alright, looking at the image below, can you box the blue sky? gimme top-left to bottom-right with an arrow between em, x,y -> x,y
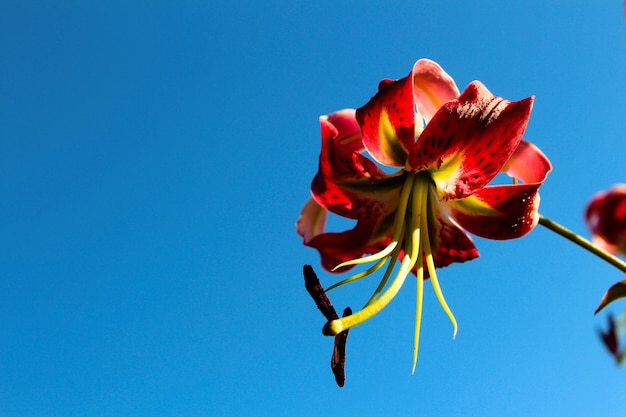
1,1 -> 625,416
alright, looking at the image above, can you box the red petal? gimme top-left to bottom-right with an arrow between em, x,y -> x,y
407,81 -> 534,200
317,111 -> 385,183
411,59 -> 460,129
313,111 -> 405,220
585,184 -> 626,255
444,183 -> 543,239
311,171 -> 404,221
324,109 -> 364,153
356,72 -> 415,167
503,140 -> 552,184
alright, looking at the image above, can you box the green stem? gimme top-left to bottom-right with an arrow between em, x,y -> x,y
538,214 -> 626,274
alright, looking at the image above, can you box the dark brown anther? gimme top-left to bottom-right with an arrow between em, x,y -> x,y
331,307 -> 352,387
303,264 -> 339,321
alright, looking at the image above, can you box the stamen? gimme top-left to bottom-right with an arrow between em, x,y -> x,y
331,241 -> 397,271
323,174 -> 419,336
318,171 -> 459,373
408,177 -> 428,374
363,236 -> 402,307
421,189 -> 458,338
407,174 -> 428,273
408,174 -> 428,373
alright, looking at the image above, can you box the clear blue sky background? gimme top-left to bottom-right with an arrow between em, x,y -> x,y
1,1 -> 625,416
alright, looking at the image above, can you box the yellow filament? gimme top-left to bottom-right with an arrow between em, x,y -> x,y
406,175 -> 427,271
325,257 -> 388,292
408,176 -> 428,374
413,252 -> 424,374
363,237 -> 402,307
332,241 -> 397,271
358,174 -> 416,305
421,189 -> 458,338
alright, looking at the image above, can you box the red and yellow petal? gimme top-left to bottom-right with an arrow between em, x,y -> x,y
311,170 -> 404,221
313,110 -> 405,220
444,183 -> 543,239
407,81 -> 534,200
296,198 -> 327,243
356,73 -> 415,167
433,138 -> 550,240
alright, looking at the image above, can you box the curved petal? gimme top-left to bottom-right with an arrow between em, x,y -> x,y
407,81 -> 534,200
296,198 -> 327,243
297,197 -> 395,272
428,191 -> 480,268
503,140 -> 552,183
313,112 -> 405,220
317,111 -> 386,182
444,183 -> 543,239
412,59 -> 460,132
356,72 -> 415,167
324,109 -> 364,153
435,139 -> 550,240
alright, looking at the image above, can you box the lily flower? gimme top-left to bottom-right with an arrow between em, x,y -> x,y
585,184 -> 626,256
297,59 -> 551,371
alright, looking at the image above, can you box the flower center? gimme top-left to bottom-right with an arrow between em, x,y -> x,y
322,171 -> 458,372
